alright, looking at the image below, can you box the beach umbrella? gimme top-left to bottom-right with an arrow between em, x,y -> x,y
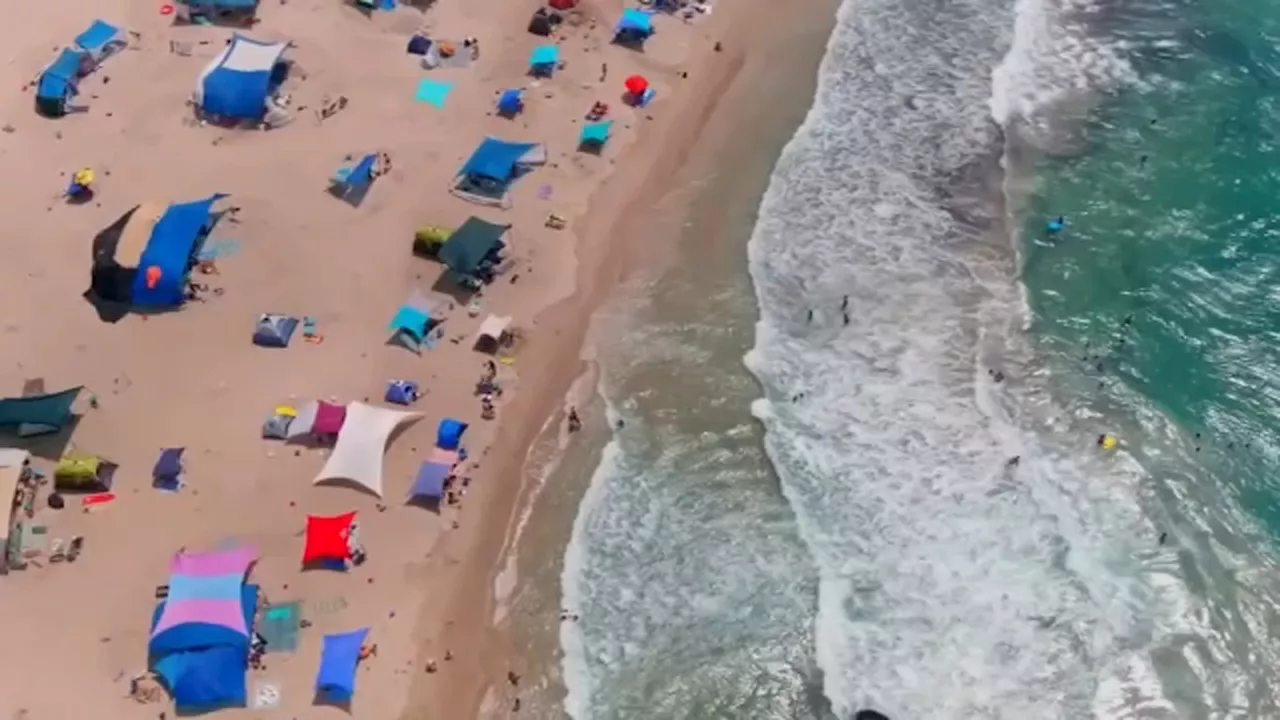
624,75 -> 649,96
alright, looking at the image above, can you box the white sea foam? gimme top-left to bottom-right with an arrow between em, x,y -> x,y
741,0 -> 1196,715
559,393 -> 623,720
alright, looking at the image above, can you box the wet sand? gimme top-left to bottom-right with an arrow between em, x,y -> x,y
411,0 -> 841,716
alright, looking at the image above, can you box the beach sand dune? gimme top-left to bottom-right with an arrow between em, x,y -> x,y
0,0 -> 731,716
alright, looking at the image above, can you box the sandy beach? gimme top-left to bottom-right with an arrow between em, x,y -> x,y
0,0 -> 760,717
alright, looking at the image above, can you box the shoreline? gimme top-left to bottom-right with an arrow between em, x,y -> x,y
399,10 -> 756,718
411,0 -> 843,716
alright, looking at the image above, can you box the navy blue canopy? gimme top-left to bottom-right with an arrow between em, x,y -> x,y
153,447 -> 184,491
459,137 -> 538,182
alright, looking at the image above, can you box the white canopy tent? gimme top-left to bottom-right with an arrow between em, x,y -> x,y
313,403 -> 421,497
473,314 -> 512,352
0,449 -> 32,563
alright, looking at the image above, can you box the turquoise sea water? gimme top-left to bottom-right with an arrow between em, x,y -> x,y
1025,5 -> 1280,523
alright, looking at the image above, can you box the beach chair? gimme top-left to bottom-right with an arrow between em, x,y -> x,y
74,20 -> 127,67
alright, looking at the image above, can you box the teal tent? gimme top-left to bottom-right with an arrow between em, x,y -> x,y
579,120 -> 614,151
438,217 -> 510,277
0,387 -> 82,437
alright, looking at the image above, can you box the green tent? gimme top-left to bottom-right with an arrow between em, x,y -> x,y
438,217 -> 510,276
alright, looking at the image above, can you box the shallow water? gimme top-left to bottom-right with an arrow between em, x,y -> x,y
558,0 -> 1280,715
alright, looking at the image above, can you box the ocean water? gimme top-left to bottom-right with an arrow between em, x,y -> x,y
558,0 -> 1280,716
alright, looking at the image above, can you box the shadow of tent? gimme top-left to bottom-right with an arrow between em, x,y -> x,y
405,494 -> 442,514
612,35 -> 647,52
429,269 -> 477,303
312,476 -> 382,499
312,693 -> 353,713
148,673 -> 243,717
82,287 -> 188,324
577,139 -> 605,155
301,558 -> 350,573
327,182 -> 371,208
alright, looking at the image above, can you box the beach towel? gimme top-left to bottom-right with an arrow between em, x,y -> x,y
413,78 -> 454,109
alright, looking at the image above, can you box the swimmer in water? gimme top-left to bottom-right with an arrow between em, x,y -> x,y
806,309 -> 814,324
1046,216 -> 1066,234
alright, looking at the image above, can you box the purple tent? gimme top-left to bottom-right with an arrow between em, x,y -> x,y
408,448 -> 458,503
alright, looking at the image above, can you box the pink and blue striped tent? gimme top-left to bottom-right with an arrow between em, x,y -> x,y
150,546 -> 256,655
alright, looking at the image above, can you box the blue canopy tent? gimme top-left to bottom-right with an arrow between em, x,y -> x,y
330,153 -> 378,206
132,194 -> 229,307
614,9 -> 654,46
387,291 -> 433,353
315,628 -> 370,705
436,418 -> 467,450
384,380 -> 419,406
528,45 -> 559,76
149,582 -> 258,713
193,35 -> 289,121
451,137 -> 547,207
497,89 -> 523,117
74,20 -> 126,64
35,49 -> 88,117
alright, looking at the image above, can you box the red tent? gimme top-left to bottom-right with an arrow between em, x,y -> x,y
313,402 -> 347,435
549,0 -> 577,8
624,75 -> 649,96
303,511 -> 356,564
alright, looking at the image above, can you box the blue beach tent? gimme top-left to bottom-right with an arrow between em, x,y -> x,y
36,49 -> 88,117
436,418 -> 467,450
528,45 -> 559,76
452,137 -> 547,206
149,582 -> 258,712
194,35 -> 289,121
133,194 -> 229,306
497,89 -> 523,117
315,628 -> 370,704
614,9 -> 654,46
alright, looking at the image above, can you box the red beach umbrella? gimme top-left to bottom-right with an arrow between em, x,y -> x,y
624,75 -> 649,96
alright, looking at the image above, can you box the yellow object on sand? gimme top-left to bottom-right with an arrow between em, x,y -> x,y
1101,434 -> 1117,450
74,168 -> 94,186
275,405 -> 297,417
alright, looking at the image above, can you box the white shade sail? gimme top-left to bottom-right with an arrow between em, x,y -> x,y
313,403 -> 421,497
